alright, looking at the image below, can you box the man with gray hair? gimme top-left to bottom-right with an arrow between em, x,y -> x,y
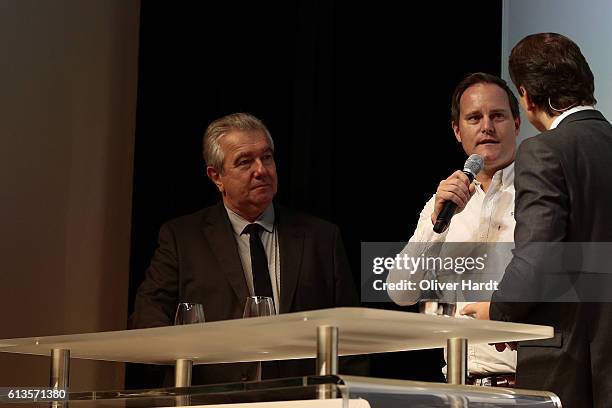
130,112 -> 362,384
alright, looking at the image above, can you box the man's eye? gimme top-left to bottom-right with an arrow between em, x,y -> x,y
238,159 -> 252,166
467,116 -> 480,122
493,113 -> 506,120
262,154 -> 274,162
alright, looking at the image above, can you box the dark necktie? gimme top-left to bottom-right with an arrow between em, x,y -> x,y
243,223 -> 279,379
243,223 -> 273,298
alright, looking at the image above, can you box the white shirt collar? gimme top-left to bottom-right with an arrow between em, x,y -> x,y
226,203 -> 275,235
473,162 -> 515,189
550,105 -> 596,130
500,162 -> 515,187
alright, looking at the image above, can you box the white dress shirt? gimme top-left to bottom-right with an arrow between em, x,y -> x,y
387,163 -> 516,376
226,204 -> 281,314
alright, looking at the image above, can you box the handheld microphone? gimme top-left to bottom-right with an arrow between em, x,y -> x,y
433,154 -> 484,234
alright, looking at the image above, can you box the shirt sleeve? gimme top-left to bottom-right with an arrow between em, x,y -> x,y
386,195 -> 451,305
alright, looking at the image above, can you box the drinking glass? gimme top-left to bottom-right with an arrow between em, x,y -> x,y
242,296 -> 275,318
418,299 -> 457,317
174,302 -> 205,325
418,278 -> 458,317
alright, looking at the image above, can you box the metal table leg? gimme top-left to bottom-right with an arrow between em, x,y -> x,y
447,337 -> 467,385
316,325 -> 338,399
175,359 -> 193,387
50,349 -> 70,388
316,325 -> 338,375
175,359 -> 193,407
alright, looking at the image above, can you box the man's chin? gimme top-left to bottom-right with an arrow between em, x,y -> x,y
474,147 -> 503,163
251,191 -> 275,206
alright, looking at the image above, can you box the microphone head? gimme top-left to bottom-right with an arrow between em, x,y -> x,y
463,154 -> 484,179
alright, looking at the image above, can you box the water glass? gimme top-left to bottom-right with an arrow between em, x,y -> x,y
242,296 -> 275,318
419,299 -> 457,317
174,302 -> 206,325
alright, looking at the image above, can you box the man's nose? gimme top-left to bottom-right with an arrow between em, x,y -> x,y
481,116 -> 495,134
253,158 -> 269,176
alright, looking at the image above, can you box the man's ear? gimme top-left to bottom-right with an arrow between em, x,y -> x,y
206,166 -> 224,193
452,121 -> 462,143
520,86 -> 536,112
513,115 -> 521,135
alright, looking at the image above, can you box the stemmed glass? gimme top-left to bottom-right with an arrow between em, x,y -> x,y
174,302 -> 206,325
242,296 -> 276,380
242,296 -> 275,318
172,302 -> 205,405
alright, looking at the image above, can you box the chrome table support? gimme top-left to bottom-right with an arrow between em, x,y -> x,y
447,337 -> 467,385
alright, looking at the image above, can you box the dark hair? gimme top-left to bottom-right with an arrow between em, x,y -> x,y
450,72 -> 520,124
509,32 -> 596,116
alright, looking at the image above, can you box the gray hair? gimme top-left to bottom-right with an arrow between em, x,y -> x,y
202,112 -> 274,172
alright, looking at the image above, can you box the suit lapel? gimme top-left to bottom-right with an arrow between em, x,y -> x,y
201,202 -> 250,302
277,205 -> 304,313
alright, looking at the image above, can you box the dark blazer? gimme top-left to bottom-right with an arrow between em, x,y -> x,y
129,201 -> 362,385
491,110 -> 612,407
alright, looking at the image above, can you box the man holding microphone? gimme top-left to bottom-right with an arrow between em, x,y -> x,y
387,72 -> 521,385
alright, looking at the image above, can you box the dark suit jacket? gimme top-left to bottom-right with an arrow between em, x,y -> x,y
491,110 -> 612,407
129,201 -> 363,385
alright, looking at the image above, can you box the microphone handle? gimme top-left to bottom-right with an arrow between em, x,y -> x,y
433,202 -> 457,233
432,170 -> 476,234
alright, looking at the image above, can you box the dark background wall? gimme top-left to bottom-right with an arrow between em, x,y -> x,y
128,0 -> 502,387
